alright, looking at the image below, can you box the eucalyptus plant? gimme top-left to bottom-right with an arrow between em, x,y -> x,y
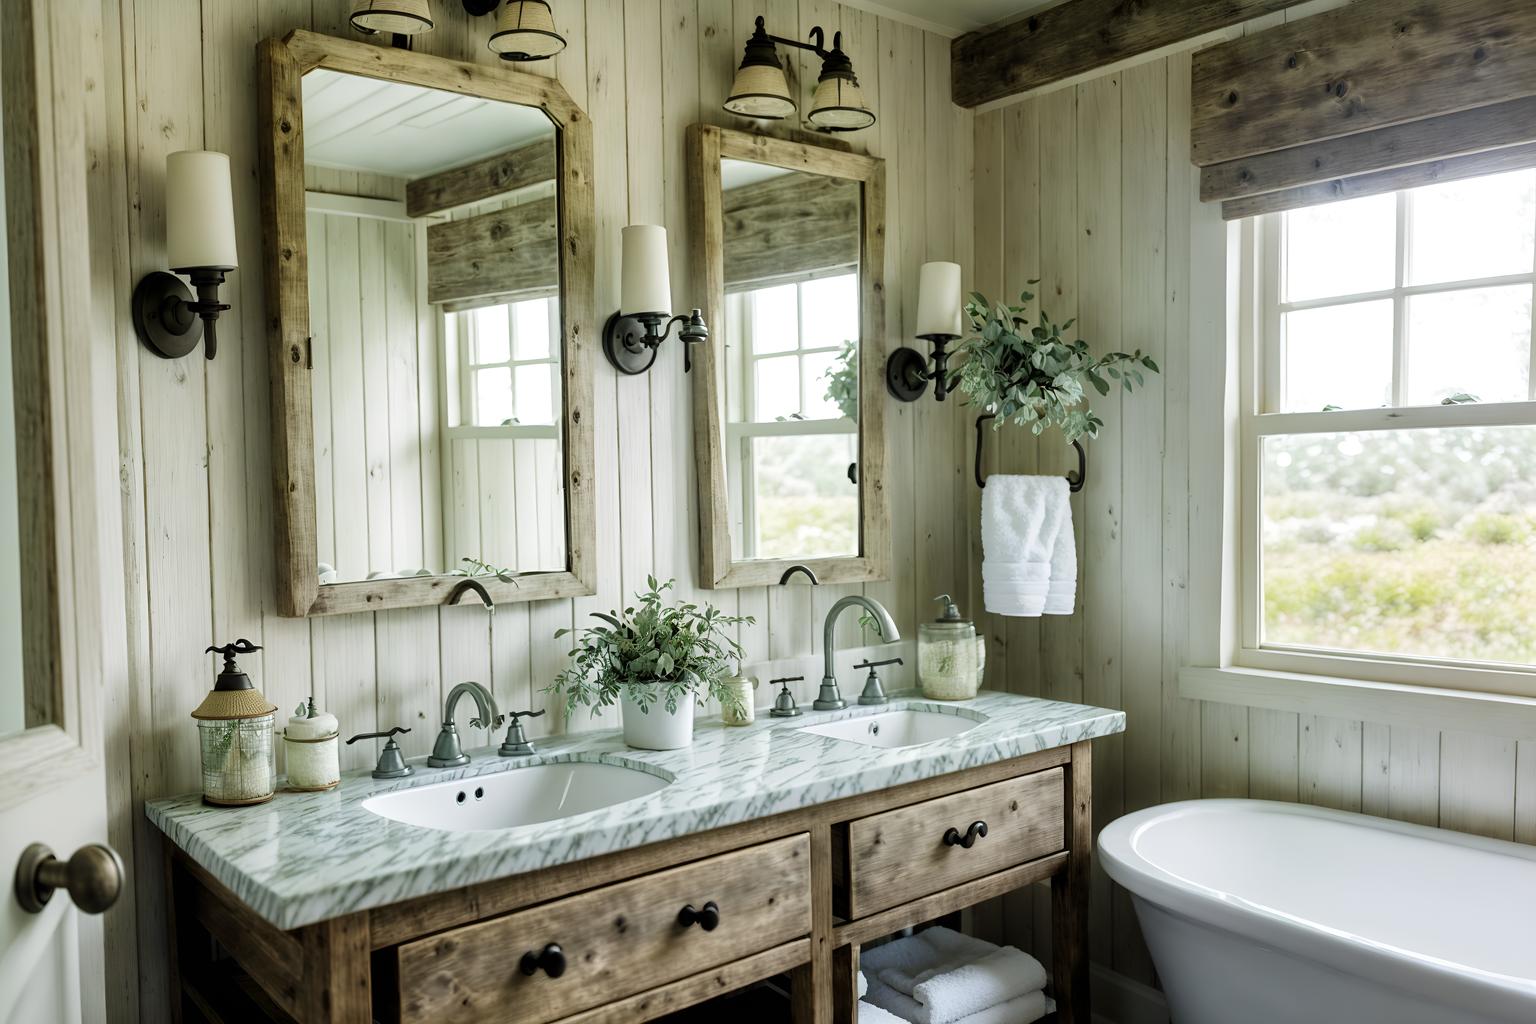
820,338 -> 859,422
546,576 -> 754,718
949,286 -> 1159,442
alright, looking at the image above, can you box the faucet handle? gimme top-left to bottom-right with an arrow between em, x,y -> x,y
499,709 -> 543,757
853,657 -> 904,670
346,727 -> 414,779
345,726 -> 411,744
507,709 -> 546,721
768,676 -> 804,686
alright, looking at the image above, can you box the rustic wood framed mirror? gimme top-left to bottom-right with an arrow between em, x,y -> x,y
259,31 -> 595,617
687,125 -> 888,588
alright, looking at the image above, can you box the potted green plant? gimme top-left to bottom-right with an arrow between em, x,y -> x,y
546,577 -> 754,750
949,287 -> 1159,441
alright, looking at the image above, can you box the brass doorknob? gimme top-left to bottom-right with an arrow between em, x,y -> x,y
14,842 -> 124,914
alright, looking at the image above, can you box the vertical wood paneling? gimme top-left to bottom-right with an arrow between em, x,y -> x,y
97,4 -> 969,1016
1440,731 -> 1517,841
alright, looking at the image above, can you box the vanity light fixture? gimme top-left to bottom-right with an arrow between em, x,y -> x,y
603,226 -> 708,376
724,16 -> 875,131
349,0 -> 435,48
131,150 -> 238,361
486,0 -> 567,61
886,261 -> 962,402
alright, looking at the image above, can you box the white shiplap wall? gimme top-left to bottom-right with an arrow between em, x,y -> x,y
972,5 -> 1536,999
85,1 -> 973,1019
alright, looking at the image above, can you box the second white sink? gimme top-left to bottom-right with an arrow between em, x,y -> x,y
800,708 -> 983,749
362,761 -> 670,832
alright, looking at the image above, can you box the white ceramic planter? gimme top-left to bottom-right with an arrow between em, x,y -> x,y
620,687 -> 696,750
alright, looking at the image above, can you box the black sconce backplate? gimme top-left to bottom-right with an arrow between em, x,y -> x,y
885,346 -> 930,401
602,312 -> 662,375
132,271 -> 204,360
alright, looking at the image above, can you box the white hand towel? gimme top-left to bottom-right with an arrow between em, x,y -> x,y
859,997 -> 911,1023
918,926 -> 1002,962
1043,493 -> 1077,616
949,989 -> 1051,1024
910,947 -> 1050,1023
982,476 -> 1070,618
864,977 -> 926,1021
861,933 -> 942,976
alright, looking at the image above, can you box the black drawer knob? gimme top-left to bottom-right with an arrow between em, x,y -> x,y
519,943 -> 566,978
677,900 -> 720,931
942,820 -> 988,849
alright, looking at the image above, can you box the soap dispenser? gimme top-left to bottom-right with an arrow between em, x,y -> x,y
917,595 -> 984,700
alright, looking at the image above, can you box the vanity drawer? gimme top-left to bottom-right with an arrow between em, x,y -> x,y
833,768 -> 1064,919
395,833 -> 811,1023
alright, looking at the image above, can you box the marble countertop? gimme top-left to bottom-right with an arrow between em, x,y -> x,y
146,690 -> 1124,930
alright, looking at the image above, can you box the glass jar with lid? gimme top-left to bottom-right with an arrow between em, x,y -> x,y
192,640 -> 277,806
917,594 -> 985,700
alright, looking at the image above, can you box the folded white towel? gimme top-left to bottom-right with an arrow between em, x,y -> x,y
861,933 -> 942,977
1043,494 -> 1077,615
864,977 -> 926,1021
982,476 -> 1071,618
858,997 -> 910,1023
911,947 -> 1049,1023
950,990 -> 1051,1024
983,580 -> 1049,598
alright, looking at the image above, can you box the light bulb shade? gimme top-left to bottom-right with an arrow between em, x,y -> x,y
349,0 -> 434,35
808,75 -> 875,131
489,1 -> 567,61
620,225 -> 671,317
166,150 -> 238,272
724,63 -> 796,120
916,262 -> 962,338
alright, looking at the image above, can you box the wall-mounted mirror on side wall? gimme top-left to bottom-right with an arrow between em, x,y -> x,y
688,125 -> 888,589
259,31 -> 595,616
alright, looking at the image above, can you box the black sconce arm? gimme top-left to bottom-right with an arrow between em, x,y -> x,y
602,308 -> 710,376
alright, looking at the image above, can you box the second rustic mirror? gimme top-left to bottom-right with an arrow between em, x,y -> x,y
688,126 -> 887,588
261,32 -> 595,616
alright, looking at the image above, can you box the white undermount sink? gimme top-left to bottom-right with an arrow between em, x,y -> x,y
362,761 -> 671,832
799,708 -> 984,749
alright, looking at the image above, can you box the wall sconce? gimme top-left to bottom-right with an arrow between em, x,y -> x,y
886,261 -> 961,402
724,16 -> 875,131
487,0 -> 567,61
131,151 -> 238,362
603,226 -> 709,376
349,0 -> 435,48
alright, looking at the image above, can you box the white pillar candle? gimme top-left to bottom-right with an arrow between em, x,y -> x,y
620,225 -> 672,317
915,260 -> 962,337
166,150 -> 238,271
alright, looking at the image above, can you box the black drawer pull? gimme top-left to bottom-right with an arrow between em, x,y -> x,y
677,900 -> 720,931
519,943 -> 566,978
942,820 -> 989,849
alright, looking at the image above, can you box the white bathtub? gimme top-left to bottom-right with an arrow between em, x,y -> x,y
1099,800 -> 1536,1024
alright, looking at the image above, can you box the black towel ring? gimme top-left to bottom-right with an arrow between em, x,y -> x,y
974,414 -> 1086,493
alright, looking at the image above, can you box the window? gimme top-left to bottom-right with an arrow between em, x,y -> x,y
450,296 -> 560,431
724,271 -> 859,560
1243,169 -> 1536,694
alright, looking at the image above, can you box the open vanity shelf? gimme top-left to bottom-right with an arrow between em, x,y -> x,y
162,741 -> 1092,1023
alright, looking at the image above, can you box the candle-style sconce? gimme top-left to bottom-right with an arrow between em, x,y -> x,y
603,225 -> 709,375
886,261 -> 961,402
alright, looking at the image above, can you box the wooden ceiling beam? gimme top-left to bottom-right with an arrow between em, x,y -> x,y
950,0 -> 1308,109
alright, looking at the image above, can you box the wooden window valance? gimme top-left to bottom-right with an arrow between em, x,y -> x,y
1192,0 -> 1536,219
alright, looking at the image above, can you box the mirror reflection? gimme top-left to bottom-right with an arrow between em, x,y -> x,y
302,69 -> 565,587
719,157 -> 861,561
0,160 -> 22,738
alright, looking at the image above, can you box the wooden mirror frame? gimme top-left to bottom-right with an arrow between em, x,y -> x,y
687,125 -> 889,589
258,31 -> 596,617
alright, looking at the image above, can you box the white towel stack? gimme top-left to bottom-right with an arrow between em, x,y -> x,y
981,475 -> 1075,618
857,927 -> 1055,1024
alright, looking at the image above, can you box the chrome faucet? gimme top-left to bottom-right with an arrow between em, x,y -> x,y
816,596 -> 900,710
428,681 -> 503,768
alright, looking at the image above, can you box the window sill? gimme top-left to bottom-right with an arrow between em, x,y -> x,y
1178,665 -> 1536,738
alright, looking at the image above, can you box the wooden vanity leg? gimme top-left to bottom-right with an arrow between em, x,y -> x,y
298,913 -> 373,1023
792,824 -> 835,1023
832,944 -> 860,1023
1051,741 -> 1092,1022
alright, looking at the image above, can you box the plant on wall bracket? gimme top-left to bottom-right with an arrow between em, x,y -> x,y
948,285 -> 1159,442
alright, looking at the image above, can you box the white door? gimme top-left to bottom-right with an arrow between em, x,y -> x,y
0,2 -> 120,1021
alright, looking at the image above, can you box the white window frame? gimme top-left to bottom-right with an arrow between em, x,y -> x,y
1233,183 -> 1536,701
724,270 -> 859,560
447,295 -> 561,441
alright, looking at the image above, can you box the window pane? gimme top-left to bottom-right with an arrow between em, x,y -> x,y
474,367 -> 513,426
799,273 -> 859,350
1282,300 -> 1393,411
515,364 -> 554,425
1283,194 -> 1396,303
749,432 -> 859,560
800,350 -> 842,420
1405,285 -> 1531,406
1261,426 -> 1536,668
1406,169 -> 1536,286
512,298 -> 551,360
750,284 -> 799,354
753,355 -> 800,421
472,305 -> 510,364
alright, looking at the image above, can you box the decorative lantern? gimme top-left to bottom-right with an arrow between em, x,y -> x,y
192,640 -> 277,806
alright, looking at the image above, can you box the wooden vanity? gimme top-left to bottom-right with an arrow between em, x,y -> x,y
163,740 -> 1091,1024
